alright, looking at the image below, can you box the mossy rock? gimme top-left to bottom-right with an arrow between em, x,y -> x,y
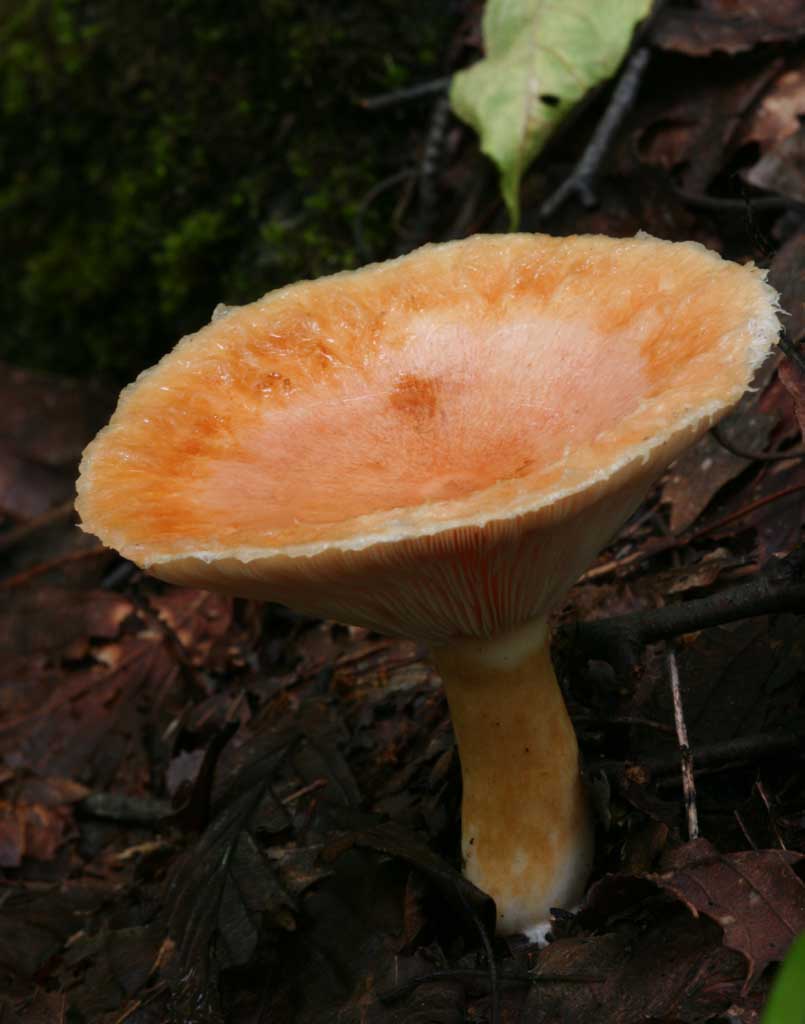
2,0 -> 449,378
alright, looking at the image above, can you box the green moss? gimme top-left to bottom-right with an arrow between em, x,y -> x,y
2,0 -> 450,378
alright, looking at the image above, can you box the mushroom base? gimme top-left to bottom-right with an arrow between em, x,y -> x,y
432,619 -> 593,934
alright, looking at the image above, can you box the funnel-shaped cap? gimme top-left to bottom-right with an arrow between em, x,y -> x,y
77,233 -> 779,641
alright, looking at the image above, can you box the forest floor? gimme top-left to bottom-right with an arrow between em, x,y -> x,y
2,2 -> 805,1022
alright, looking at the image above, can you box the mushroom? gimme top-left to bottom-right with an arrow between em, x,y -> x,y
76,233 -> 779,934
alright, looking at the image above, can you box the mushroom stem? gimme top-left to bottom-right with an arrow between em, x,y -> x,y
432,619 -> 593,935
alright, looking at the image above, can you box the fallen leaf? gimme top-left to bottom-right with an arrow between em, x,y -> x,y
778,360 -> 805,440
0,629 -> 183,790
0,801 -> 72,867
4,989 -> 67,1024
768,230 -> 805,345
160,724 -> 333,1021
329,820 -> 495,935
716,456 -> 805,560
0,363 -> 114,470
738,68 -> 805,153
0,587 -> 133,659
651,841 -> 805,987
638,615 -> 805,757
61,925 -> 165,1022
745,124 -> 805,202
524,901 -> 747,1022
662,410 -> 774,532
636,61 -> 781,192
450,0 -> 651,225
652,0 -> 805,56
0,886 -> 105,998
0,455 -> 73,522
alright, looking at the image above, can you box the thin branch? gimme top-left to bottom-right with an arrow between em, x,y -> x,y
166,721 -> 240,833
667,648 -> 699,840
755,780 -> 787,850
357,76 -> 451,111
600,730 -> 802,781
672,187 -> 804,215
400,94 -> 453,253
378,968 -> 604,1003
569,546 -> 805,672
686,483 -> 805,544
0,498 -> 75,554
458,884 -> 501,1024
539,46 -> 651,220
352,169 -> 416,263
780,331 -> 805,376
0,545 -> 108,589
581,482 -> 805,582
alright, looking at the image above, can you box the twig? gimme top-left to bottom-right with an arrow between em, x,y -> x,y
569,546 -> 805,673
686,483 -> 805,543
353,168 -> 416,263
112,982 -> 169,1024
672,187 -> 804,215
667,648 -> 699,840
357,76 -> 451,111
574,712 -> 675,734
780,331 -> 805,375
539,46 -> 650,220
166,721 -> 239,832
733,810 -> 758,850
755,780 -> 787,850
377,968 -> 604,1003
102,558 -> 138,589
458,885 -> 500,1024
581,482 -> 805,581
280,777 -> 328,805
0,545 -> 109,588
0,498 -> 75,554
402,93 -> 452,252
600,730 -> 802,781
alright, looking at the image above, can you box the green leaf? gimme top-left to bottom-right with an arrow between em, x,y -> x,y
450,0 -> 652,227
762,932 -> 805,1024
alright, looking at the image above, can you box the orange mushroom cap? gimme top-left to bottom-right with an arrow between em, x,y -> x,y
77,233 -> 779,642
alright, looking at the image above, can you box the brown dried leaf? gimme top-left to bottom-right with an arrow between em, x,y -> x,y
651,842 -> 805,986
661,410 -> 774,532
0,454 -> 73,522
664,616 -> 803,748
0,587 -> 133,659
769,230 -> 805,345
778,360 -> 805,439
0,886 -> 105,998
0,363 -> 114,470
739,68 -> 805,152
652,0 -> 805,56
3,989 -> 66,1024
160,724 -> 333,1022
147,589 -> 239,672
61,924 -> 165,1022
0,629 -> 182,790
745,124 -> 805,202
0,801 -> 72,867
526,901 -> 746,1022
723,457 -> 805,560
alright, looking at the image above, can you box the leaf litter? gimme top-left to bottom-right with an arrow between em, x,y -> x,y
4,3 -> 805,1021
